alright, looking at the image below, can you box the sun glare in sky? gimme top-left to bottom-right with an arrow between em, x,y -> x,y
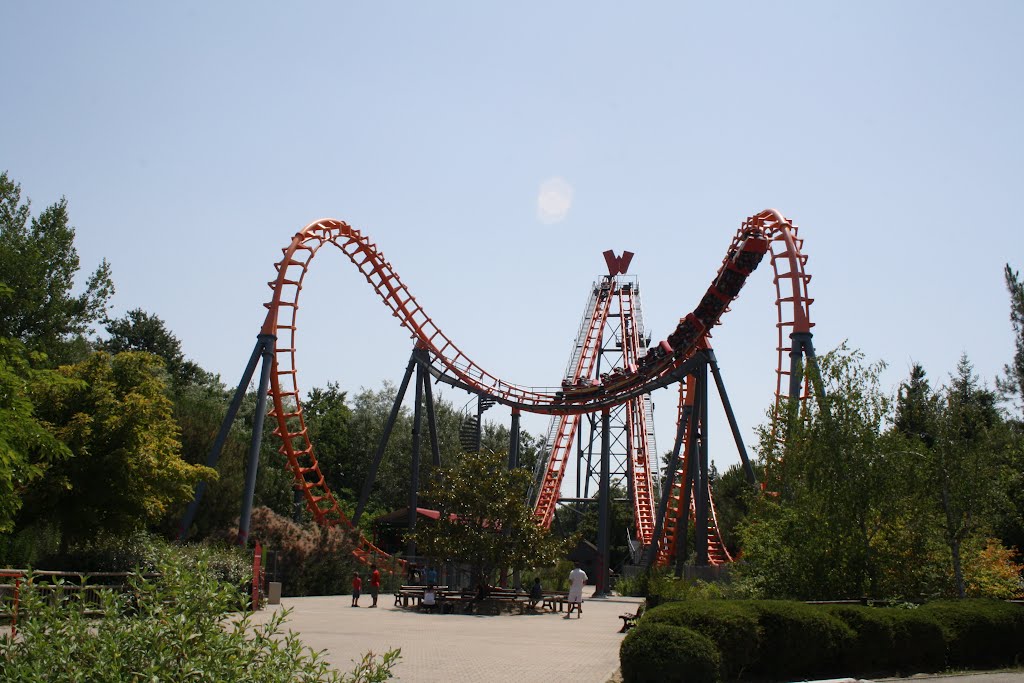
536,176 -> 573,224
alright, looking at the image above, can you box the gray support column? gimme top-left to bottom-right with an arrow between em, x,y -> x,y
508,409 -> 521,470
406,363 -> 425,558
354,355 -> 417,525
237,334 -> 277,547
417,351 -> 441,468
706,349 -> 756,485
695,360 -> 710,566
178,336 -> 265,539
595,409 -> 611,596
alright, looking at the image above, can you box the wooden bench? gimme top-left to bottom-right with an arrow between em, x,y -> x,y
393,585 -> 449,608
541,592 -> 570,612
618,604 -> 644,632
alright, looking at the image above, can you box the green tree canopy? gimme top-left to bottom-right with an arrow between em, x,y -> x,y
20,351 -> 214,546
411,449 -> 567,582
0,337 -> 71,532
102,308 -> 214,389
0,172 -> 114,365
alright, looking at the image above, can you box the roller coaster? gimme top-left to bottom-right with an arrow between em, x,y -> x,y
180,208 -> 817,586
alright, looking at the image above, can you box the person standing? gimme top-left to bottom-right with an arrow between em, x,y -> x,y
351,572 -> 362,607
370,564 -> 381,608
566,563 -> 587,618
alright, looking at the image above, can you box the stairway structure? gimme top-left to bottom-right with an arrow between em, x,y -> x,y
531,263 -> 659,547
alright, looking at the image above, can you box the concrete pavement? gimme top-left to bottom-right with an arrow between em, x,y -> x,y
251,595 -> 1024,683
250,593 -> 643,682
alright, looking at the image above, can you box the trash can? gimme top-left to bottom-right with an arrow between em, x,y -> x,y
268,582 -> 282,605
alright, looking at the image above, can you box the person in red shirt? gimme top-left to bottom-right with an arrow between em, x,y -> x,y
369,564 -> 381,607
351,572 -> 362,607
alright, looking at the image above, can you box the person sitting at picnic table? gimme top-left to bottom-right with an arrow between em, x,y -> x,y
528,577 -> 543,609
422,583 -> 437,613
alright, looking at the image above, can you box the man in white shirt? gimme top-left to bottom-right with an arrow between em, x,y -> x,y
566,563 -> 588,618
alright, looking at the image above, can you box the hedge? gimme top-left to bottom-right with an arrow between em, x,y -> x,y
620,622 -> 721,683
642,601 -> 759,679
917,599 -> 1024,669
621,599 -> 1024,681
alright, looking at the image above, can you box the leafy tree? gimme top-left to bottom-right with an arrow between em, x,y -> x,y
0,172 -> 113,365
102,308 -> 213,389
19,351 -> 214,547
739,345 -> 907,599
0,336 -> 70,532
554,483 -> 634,571
411,449 -> 567,583
925,355 -> 1010,597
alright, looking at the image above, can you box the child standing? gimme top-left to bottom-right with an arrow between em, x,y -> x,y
351,572 -> 362,607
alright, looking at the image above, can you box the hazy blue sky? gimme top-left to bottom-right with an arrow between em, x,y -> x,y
3,2 -> 1022,483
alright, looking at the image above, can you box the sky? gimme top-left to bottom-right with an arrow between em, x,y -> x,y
3,2 -> 1022,490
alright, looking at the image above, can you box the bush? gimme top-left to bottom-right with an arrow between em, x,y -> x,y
746,600 -> 854,679
620,622 -> 721,683
918,599 -> 1024,669
643,601 -> 759,679
887,607 -> 946,674
822,604 -> 898,675
646,573 -> 725,608
0,551 -> 401,682
243,507 -> 398,596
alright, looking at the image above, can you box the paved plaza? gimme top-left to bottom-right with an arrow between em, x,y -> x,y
250,593 -> 643,682
251,595 -> 1024,683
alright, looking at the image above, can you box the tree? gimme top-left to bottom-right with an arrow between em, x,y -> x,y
0,172 -> 114,365
0,336 -> 70,532
925,355 -> 1009,597
410,449 -> 566,583
19,351 -> 214,546
997,263 -> 1024,410
739,345 -> 908,599
102,308 -> 213,389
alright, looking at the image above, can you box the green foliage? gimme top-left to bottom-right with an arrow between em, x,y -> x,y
738,345 -> 1023,602
643,600 -> 758,679
102,308 -> 215,389
745,600 -> 854,679
885,607 -> 947,674
998,263 -> 1024,410
742,345 -> 900,599
645,573 -> 726,607
553,482 -> 634,571
22,351 -> 215,546
0,550 -> 400,682
411,449 -> 567,582
918,599 -> 1024,669
0,337 -> 71,532
0,171 -> 114,365
620,622 -> 721,683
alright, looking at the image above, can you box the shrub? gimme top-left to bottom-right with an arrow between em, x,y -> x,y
0,551 -> 400,682
643,600 -> 759,679
822,604 -> 898,675
887,607 -> 946,674
620,622 -> 721,683
746,600 -> 854,679
918,599 -> 1024,669
242,507 -> 371,596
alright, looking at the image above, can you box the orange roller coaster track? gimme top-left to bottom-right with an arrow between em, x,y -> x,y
180,208 -> 816,570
